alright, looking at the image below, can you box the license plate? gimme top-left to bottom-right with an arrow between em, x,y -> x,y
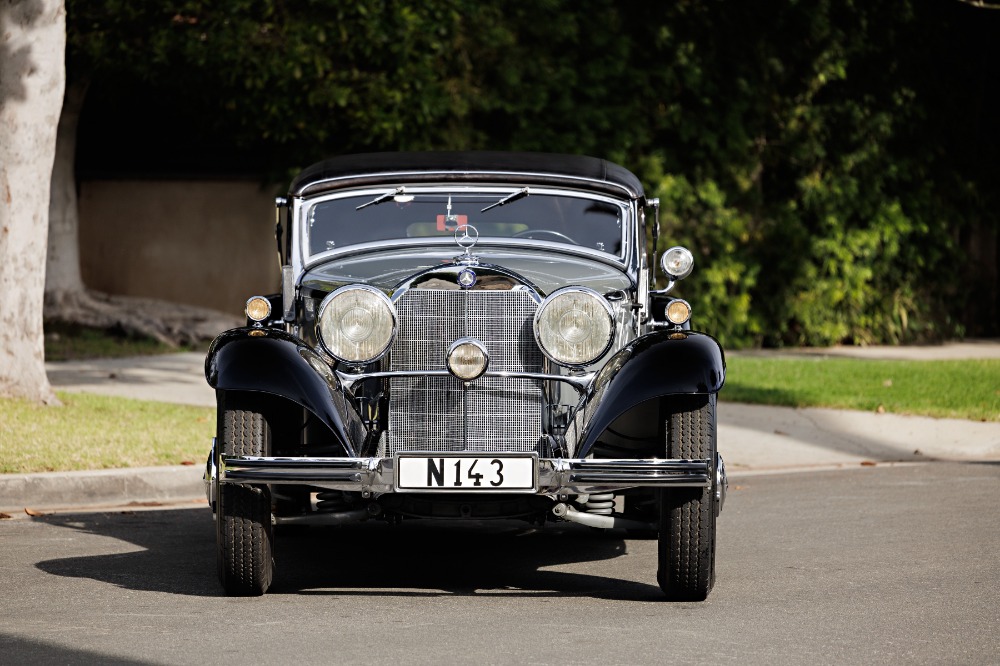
396,454 -> 536,491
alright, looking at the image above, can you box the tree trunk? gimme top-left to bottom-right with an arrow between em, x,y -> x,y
45,78 -> 87,298
0,0 -> 66,404
42,78 -> 240,345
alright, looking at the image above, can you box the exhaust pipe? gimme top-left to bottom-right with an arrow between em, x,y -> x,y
552,503 -> 655,531
274,508 -> 371,527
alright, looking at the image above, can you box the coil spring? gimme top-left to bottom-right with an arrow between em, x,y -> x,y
584,492 -> 615,515
316,491 -> 352,513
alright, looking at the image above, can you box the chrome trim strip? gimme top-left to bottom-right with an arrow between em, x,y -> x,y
557,459 -> 711,486
219,455 -> 711,494
389,271 -> 544,306
301,237 -> 630,274
335,368 -> 595,393
295,168 -> 641,199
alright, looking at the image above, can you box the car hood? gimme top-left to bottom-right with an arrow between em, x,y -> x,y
300,246 -> 633,297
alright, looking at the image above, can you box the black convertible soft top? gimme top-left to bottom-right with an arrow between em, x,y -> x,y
289,151 -> 645,200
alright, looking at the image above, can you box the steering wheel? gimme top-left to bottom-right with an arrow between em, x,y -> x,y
512,229 -> 579,245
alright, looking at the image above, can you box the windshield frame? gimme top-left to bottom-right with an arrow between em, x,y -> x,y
295,185 -> 636,272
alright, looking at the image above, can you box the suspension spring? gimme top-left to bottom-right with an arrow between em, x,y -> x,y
584,492 -> 615,515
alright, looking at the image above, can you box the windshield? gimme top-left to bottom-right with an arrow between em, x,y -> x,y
304,189 -> 626,258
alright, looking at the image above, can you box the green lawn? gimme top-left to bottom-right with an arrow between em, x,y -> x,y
724,356 -> 1000,422
0,392 -> 214,474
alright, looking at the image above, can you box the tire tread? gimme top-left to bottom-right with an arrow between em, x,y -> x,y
657,394 -> 717,601
217,397 -> 274,596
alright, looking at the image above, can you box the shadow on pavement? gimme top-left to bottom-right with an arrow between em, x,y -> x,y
33,507 -> 218,597
0,633 -> 157,666
32,508 -> 662,601
271,520 -> 661,601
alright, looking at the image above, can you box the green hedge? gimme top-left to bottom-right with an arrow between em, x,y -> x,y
70,0 -> 997,347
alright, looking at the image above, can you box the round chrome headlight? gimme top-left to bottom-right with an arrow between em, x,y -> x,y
661,246 -> 694,281
534,287 -> 614,367
447,338 -> 489,381
316,285 -> 396,363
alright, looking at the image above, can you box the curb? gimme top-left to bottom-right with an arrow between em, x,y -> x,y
0,464 -> 205,513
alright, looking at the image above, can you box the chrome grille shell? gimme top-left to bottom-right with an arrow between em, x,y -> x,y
386,288 -> 544,456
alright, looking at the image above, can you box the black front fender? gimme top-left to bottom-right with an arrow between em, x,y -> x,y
205,328 -> 366,456
573,330 -> 725,457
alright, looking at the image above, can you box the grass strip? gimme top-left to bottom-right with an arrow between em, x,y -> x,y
0,392 -> 214,474
724,356 -> 1000,422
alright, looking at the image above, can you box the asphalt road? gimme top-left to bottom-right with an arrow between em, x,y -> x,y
2,462 -> 998,665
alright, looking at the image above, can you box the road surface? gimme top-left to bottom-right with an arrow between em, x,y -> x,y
1,462 -> 998,665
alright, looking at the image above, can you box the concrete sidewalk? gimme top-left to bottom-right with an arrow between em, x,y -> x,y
733,338 -> 1000,361
44,352 -> 214,407
2,343 -> 998,512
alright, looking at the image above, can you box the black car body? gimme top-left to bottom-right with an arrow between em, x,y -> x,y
205,152 -> 726,599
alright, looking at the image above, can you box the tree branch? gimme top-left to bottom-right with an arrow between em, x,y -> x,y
951,0 -> 1000,9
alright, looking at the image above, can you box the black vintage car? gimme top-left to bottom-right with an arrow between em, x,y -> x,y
205,152 -> 726,599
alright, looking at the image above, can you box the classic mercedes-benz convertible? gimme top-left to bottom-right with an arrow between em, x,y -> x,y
205,152 -> 726,599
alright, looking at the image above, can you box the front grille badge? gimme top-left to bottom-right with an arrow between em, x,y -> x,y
458,268 -> 477,289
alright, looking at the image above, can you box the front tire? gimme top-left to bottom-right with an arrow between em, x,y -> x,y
656,394 -> 717,601
216,394 -> 275,596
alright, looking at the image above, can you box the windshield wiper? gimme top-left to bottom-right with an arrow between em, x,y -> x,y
356,186 -> 410,211
481,187 -> 529,213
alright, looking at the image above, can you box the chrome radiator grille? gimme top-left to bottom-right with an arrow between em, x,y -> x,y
386,288 -> 544,456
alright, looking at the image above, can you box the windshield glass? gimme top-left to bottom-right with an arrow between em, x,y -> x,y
304,190 -> 626,258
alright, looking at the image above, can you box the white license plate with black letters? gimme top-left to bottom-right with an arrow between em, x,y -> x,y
396,454 -> 536,491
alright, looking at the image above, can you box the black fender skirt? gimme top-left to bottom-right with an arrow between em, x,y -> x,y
573,331 -> 725,457
205,328 -> 365,456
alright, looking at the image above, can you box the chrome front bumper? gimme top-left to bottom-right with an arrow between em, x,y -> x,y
206,446 -> 713,498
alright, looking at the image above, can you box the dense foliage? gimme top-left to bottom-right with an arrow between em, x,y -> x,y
68,0 -> 999,347
633,2 -> 998,347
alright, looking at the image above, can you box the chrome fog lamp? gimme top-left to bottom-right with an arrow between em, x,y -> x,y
661,246 -> 694,281
317,285 -> 396,363
245,296 -> 272,323
665,299 -> 692,326
534,287 -> 615,367
447,338 -> 489,381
